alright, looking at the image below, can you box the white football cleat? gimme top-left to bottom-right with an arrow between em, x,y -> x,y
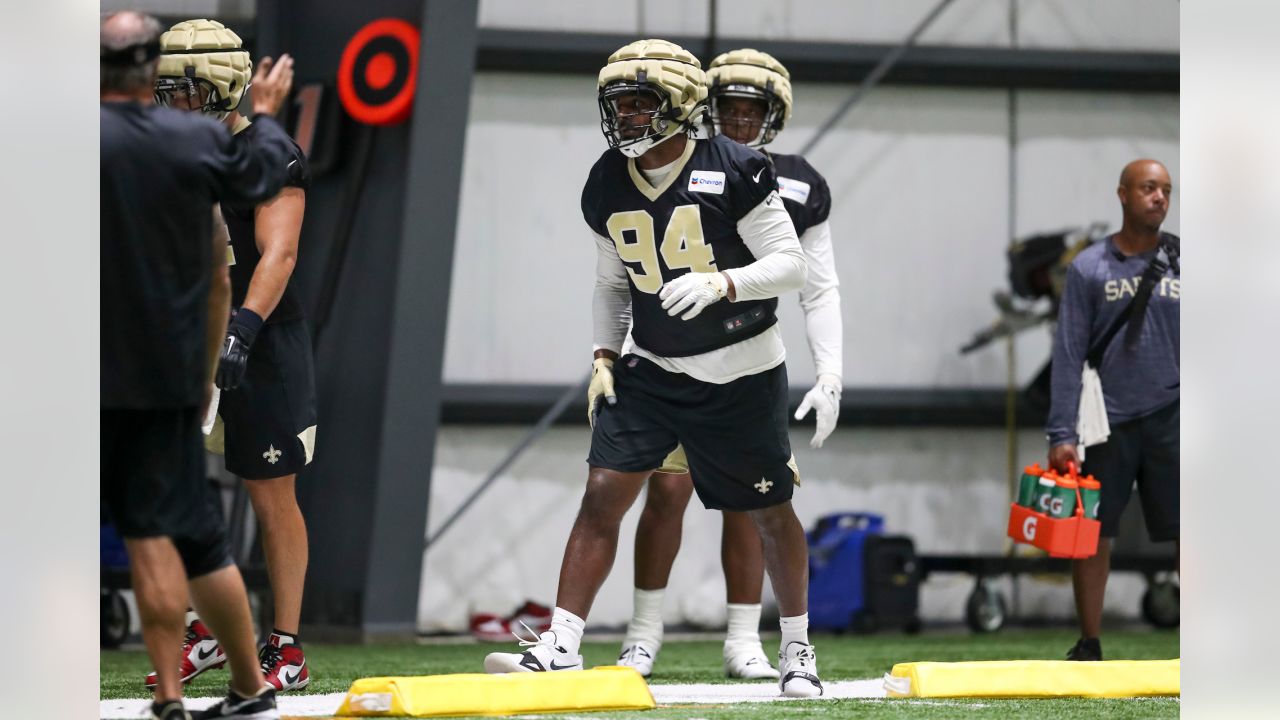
616,639 -> 661,678
778,641 -> 823,698
724,641 -> 780,680
484,629 -> 583,674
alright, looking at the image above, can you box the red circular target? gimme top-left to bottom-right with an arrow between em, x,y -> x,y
337,18 -> 420,126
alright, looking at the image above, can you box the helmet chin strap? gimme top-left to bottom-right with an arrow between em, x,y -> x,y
620,118 -> 690,158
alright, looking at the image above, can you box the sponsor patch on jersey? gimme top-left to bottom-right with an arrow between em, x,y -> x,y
777,176 -> 811,204
688,170 -> 726,194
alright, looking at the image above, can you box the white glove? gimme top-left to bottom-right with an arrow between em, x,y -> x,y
794,373 -> 842,448
587,357 -> 617,427
659,271 -> 728,320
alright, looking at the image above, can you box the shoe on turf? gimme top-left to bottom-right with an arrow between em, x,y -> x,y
616,638 -> 660,678
259,635 -> 310,692
724,640 -> 780,680
509,600 -> 554,635
193,686 -> 278,719
1066,637 -> 1103,661
484,626 -> 584,674
144,618 -> 227,689
470,612 -> 512,642
150,700 -> 191,720
778,641 -> 823,698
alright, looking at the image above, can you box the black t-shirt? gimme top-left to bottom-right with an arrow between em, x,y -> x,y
582,134 -> 779,358
221,121 -> 311,323
101,102 -> 293,408
767,152 -> 831,238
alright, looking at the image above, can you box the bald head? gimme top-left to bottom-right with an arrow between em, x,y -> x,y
101,11 -> 161,52
1119,159 -> 1169,188
1117,159 -> 1172,233
101,11 -> 162,97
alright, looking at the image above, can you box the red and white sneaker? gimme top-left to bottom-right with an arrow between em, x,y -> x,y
470,612 -> 512,642
259,633 -> 309,692
508,601 -> 553,635
144,618 -> 226,689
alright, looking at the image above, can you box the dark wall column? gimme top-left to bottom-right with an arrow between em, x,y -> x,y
255,0 -> 477,640
362,0 -> 479,636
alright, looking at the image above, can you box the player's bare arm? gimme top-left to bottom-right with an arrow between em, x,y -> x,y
242,187 -> 305,320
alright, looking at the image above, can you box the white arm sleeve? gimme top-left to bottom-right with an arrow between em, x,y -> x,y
797,220 -> 843,381
724,192 -> 807,302
592,231 -> 632,354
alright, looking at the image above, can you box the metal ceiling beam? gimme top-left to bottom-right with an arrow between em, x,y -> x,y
475,28 -> 1178,92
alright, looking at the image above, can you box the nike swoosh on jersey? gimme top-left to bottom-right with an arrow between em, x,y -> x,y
752,167 -> 765,183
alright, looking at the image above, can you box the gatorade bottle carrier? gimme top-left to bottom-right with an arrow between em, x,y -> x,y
1007,465 -> 1100,558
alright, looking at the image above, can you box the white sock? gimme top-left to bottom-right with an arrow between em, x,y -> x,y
725,603 -> 763,651
779,613 -> 810,650
184,609 -> 200,627
549,607 -> 586,656
625,588 -> 665,646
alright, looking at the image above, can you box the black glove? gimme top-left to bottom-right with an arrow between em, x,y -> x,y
215,308 -> 264,390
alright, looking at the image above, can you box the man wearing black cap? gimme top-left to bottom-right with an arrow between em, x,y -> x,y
101,9 -> 295,720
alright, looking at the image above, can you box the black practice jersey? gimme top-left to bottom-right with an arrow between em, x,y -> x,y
582,135 -> 779,358
767,152 -> 831,238
221,121 -> 312,323
102,102 -> 293,408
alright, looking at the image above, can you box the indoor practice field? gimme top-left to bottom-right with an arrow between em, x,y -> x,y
101,629 -> 1179,719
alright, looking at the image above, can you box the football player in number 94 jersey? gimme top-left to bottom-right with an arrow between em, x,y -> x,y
483,39 -> 823,699
615,49 -> 843,684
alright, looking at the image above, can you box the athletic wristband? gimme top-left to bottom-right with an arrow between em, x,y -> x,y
228,307 -> 264,347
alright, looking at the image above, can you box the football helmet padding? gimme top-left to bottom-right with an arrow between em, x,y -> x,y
597,39 -> 707,157
155,19 -> 253,120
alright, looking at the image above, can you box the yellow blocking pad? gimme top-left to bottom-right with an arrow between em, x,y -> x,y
336,666 -> 656,717
885,659 -> 1179,698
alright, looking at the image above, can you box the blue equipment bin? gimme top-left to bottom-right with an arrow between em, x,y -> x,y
808,512 -> 883,630
101,524 -> 130,570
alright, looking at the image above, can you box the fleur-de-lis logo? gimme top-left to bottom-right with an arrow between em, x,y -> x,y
263,445 -> 282,464
754,479 -> 773,494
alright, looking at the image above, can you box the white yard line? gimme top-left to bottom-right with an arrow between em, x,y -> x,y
651,679 -> 886,704
100,692 -> 348,719
100,678 -> 881,718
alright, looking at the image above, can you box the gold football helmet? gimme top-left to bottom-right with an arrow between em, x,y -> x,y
155,19 -> 253,120
597,39 -> 707,157
706,48 -> 793,147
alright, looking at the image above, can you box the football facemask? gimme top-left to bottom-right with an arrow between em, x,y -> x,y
598,81 -> 678,158
706,49 -> 792,148
597,39 -> 707,158
154,73 -> 222,114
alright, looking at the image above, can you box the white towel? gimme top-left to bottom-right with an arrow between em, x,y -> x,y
202,386 -> 220,435
1075,365 -> 1110,461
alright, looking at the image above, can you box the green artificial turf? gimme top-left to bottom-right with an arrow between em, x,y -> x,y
101,628 -> 1179,719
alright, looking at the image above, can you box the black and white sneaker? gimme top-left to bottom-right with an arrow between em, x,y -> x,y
778,641 -> 823,698
484,627 -> 584,674
724,640 -> 780,680
150,700 -> 191,720
617,639 -> 660,678
1066,637 -> 1103,661
192,686 -> 278,719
